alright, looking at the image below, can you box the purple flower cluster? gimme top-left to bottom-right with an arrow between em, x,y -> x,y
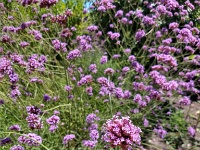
10,145 -> 25,150
177,96 -> 191,106
77,75 -> 93,86
18,133 -> 42,146
102,115 -> 142,149
96,0 -> 116,12
66,49 -> 82,60
154,125 -> 167,139
76,35 -> 92,51
46,115 -> 60,132
83,113 -> 100,148
26,54 -> 46,73
89,64 -> 97,73
107,32 -> 120,40
188,126 -> 196,137
26,113 -> 43,129
52,39 -> 67,52
100,55 -> 107,64
87,25 -> 99,32
39,0 -> 58,8
28,30 -> 42,40
135,29 -> 145,42
63,134 -> 75,145
26,105 -> 41,115
9,124 -> 21,131
19,41 -> 30,48
104,68 -> 114,76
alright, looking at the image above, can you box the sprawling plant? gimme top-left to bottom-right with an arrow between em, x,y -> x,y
0,0 -> 200,149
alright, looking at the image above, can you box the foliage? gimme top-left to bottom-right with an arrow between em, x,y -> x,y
0,0 -> 200,150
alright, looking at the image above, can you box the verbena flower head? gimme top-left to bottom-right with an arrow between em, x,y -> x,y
9,124 -> 21,131
177,96 -> 191,106
100,56 -> 107,64
0,137 -> 12,146
26,105 -> 41,115
10,145 -> 25,150
102,115 -> 142,150
135,29 -> 145,42
63,134 -> 75,145
18,133 -> 42,146
153,125 -> 167,139
188,126 -> 195,137
82,140 -> 97,148
46,115 -> 60,132
39,0 -> 58,8
26,113 -> 43,129
86,113 -> 100,125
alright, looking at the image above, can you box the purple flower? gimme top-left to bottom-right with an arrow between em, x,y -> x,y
0,56 -> 13,76
120,17 -> 128,24
46,115 -> 60,132
100,56 -> 107,64
104,68 -> 114,76
188,126 -> 195,137
63,134 -> 75,145
134,94 -> 142,103
87,25 -> 99,32
115,10 -> 123,18
26,113 -> 43,129
128,55 -> 136,63
162,38 -> 172,45
135,29 -> 145,41
18,133 -> 42,146
28,30 -> 42,40
97,77 -> 109,87
9,124 -> 21,131
156,31 -> 162,38
82,140 -> 97,148
39,0 -> 58,8
156,5 -> 167,14
77,75 -> 93,86
143,118 -> 149,127
43,94 -> 51,101
177,96 -> 191,106
169,22 -> 179,29
21,0 -> 39,6
142,16 -> 155,25
9,73 -> 19,84
88,123 -> 98,131
19,41 -> 30,48
89,130 -> 99,141
86,113 -> 100,124
65,85 -> 72,92
0,137 -> 12,146
123,90 -> 131,99
0,99 -> 4,105
10,85 -> 21,99
89,64 -> 97,73
67,49 -> 82,60
154,126 -> 167,139
86,86 -> 93,96
115,87 -> 124,99
109,32 -> 120,40
10,145 -> 25,150
52,39 -> 67,52
26,54 -> 46,73
102,115 -> 142,149
26,105 -> 41,115
135,10 -> 143,18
